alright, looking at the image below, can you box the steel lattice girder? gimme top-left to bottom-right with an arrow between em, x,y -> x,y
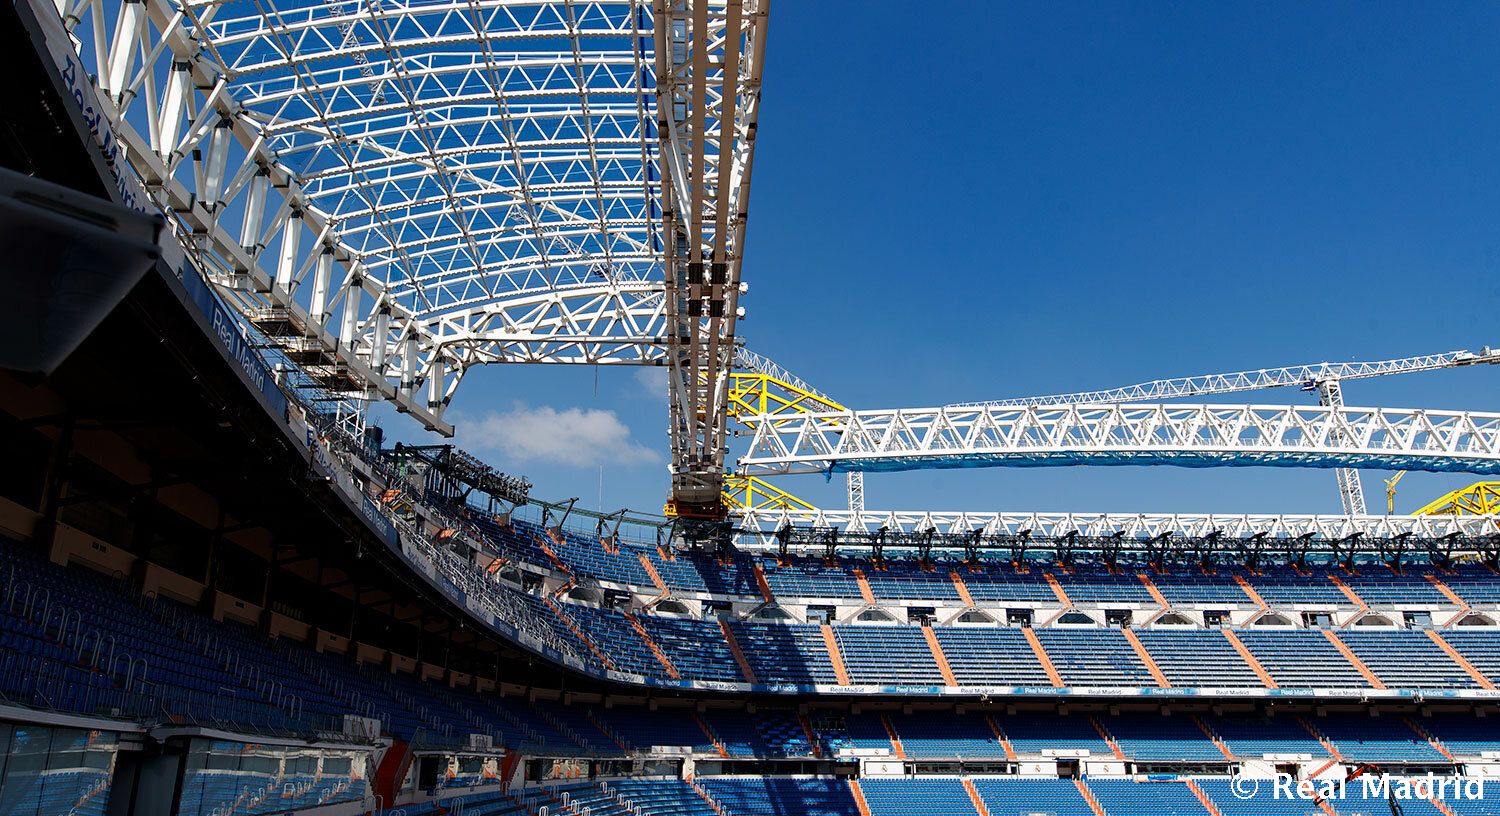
655,0 -> 767,509
736,403 -> 1500,477
1417,482 -> 1500,516
952,349 -> 1500,408
733,508 -> 1500,546
39,0 -> 769,432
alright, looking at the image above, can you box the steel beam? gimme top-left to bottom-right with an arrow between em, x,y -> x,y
654,0 -> 767,515
738,403 -> 1500,477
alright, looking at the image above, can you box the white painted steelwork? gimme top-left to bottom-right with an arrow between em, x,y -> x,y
952,348 -> 1500,515
733,507 -> 1500,543
36,0 -> 764,484
655,0 -> 768,508
737,403 -> 1500,477
954,349 -> 1500,409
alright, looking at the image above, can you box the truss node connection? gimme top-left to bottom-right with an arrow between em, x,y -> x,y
722,348 -> 857,513
737,403 -> 1500,477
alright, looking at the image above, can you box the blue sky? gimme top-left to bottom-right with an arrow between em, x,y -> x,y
380,2 -> 1500,518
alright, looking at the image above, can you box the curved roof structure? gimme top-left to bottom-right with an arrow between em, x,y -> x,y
62,0 -> 765,505
201,0 -> 663,330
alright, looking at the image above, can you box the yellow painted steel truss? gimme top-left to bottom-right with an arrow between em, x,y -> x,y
721,475 -> 818,512
1416,481 -> 1500,515
726,372 -> 846,418
666,369 -> 842,516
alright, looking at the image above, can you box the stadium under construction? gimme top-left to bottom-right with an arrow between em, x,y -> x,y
2,1 -> 1500,815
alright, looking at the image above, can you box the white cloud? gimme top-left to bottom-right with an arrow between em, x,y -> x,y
455,403 -> 658,467
633,366 -> 667,398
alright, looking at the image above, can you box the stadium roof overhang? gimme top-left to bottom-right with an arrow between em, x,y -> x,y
51,0 -> 766,505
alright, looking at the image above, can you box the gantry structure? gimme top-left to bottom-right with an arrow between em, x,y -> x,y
42,0 -> 765,514
732,349 -> 1500,519
952,348 -> 1500,515
27,0 -> 1500,534
721,350 -> 1500,552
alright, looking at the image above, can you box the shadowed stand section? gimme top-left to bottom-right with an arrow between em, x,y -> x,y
639,553 -> 671,596
1405,717 -> 1457,761
753,564 -> 776,603
985,715 -> 1017,761
624,611 -> 681,679
880,713 -> 906,759
543,597 -> 618,672
1192,715 -> 1235,762
1090,716 -> 1127,760
694,712 -> 730,758
719,621 -> 759,683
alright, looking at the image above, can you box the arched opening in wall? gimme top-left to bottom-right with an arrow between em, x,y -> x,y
655,599 -> 690,615
1458,613 -> 1496,627
855,608 -> 896,624
956,610 -> 997,624
567,586 -> 602,604
1354,613 -> 1395,627
1254,613 -> 1294,627
752,605 -> 794,622
1056,611 -> 1097,626
1154,612 -> 1193,626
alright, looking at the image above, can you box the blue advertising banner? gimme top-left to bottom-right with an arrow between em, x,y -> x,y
179,265 -> 289,420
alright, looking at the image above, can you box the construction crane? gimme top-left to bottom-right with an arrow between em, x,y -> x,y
952,347 -> 1500,515
1384,471 -> 1406,515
